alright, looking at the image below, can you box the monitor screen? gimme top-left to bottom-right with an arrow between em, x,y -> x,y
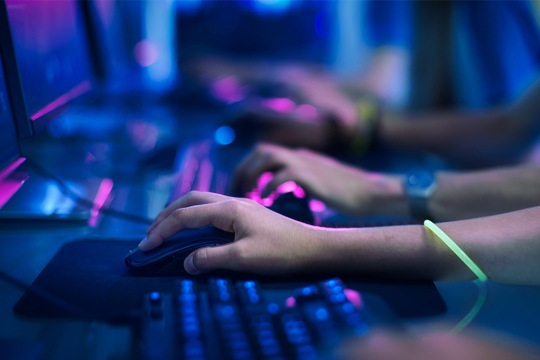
0,51 -> 21,170
0,41 -> 26,209
4,0 -> 94,137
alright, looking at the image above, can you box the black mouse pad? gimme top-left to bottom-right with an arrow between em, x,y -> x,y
14,239 -> 446,324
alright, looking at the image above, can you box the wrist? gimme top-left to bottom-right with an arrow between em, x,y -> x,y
402,170 -> 438,221
366,174 -> 410,217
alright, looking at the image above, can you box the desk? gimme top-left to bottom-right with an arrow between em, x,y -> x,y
1,132 -> 540,360
2,203 -> 540,360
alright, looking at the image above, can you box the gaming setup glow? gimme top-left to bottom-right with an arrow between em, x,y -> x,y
0,0 -> 111,221
1,0 -> 96,138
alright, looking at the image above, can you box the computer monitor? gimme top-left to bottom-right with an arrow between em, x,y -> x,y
0,44 -> 97,221
0,0 -> 95,137
81,0 -> 143,94
0,3 -> 110,222
0,45 -> 27,209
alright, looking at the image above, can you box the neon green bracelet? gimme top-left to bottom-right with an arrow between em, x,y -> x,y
424,220 -> 488,282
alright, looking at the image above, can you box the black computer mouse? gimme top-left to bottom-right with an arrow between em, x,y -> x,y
124,226 -> 235,276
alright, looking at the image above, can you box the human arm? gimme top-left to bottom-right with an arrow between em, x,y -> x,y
378,78 -> 540,166
232,143 -> 540,221
140,191 -> 540,285
337,327 -> 540,360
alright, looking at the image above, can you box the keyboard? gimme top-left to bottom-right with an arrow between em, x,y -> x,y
137,278 -> 385,360
169,140 -> 315,224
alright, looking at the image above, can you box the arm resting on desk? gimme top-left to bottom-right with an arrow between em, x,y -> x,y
141,192 -> 540,286
380,78 -> 540,166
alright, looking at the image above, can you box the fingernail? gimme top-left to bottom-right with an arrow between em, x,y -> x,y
138,237 -> 150,251
184,254 -> 199,275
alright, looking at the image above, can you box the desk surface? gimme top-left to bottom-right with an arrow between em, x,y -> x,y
2,191 -> 540,360
2,120 -> 540,359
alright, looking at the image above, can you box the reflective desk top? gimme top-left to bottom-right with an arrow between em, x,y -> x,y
1,112 -> 540,359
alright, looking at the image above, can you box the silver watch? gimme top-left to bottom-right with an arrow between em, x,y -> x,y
403,170 -> 437,220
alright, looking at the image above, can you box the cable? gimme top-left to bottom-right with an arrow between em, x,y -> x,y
25,158 -> 153,224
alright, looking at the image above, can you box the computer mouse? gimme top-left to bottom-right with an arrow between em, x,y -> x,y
268,192 -> 314,225
125,226 -> 234,276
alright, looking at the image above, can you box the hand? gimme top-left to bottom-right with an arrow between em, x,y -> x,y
233,143 -> 406,217
336,328 -> 540,360
230,97 -> 334,150
140,191 -> 322,275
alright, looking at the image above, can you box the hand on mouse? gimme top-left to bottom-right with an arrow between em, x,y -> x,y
140,191 -> 323,275
233,143 -> 407,217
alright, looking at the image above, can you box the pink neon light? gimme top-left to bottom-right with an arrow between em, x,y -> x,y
0,157 -> 27,208
88,178 -> 114,227
0,157 -> 26,181
0,179 -> 25,209
285,296 -> 296,308
30,81 -> 92,121
261,98 -> 296,113
247,172 -> 307,206
210,76 -> 246,104
344,289 -> 363,309
276,180 -> 296,194
257,172 -> 273,191
308,199 -> 326,213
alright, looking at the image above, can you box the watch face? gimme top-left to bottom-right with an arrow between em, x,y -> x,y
405,171 -> 437,195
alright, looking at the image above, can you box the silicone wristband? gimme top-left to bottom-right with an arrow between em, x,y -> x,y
424,220 -> 488,282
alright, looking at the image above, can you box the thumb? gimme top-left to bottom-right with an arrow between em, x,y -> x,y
184,243 -> 238,275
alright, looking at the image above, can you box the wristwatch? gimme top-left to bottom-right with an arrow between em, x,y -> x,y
403,170 -> 438,220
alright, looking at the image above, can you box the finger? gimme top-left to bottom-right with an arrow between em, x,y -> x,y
147,191 -> 230,234
140,199 -> 239,251
261,169 -> 298,198
233,144 -> 285,194
184,244 -> 239,275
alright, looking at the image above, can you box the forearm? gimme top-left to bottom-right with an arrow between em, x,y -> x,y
430,166 -> 540,221
379,108 -> 529,166
365,166 -> 540,222
306,206 -> 540,284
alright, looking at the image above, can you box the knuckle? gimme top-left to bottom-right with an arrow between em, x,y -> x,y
229,244 -> 248,268
192,248 -> 209,270
222,200 -> 244,216
172,208 -> 184,222
185,190 -> 202,201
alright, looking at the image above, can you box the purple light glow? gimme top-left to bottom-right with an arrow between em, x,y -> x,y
285,289 -> 362,309
30,81 -> 91,121
0,158 -> 28,208
285,296 -> 296,308
0,157 -> 26,181
247,171 -> 306,206
261,97 -> 296,113
344,289 -> 363,309
210,76 -> 247,104
88,178 -> 114,228
134,39 -> 159,67
128,121 -> 159,153
308,199 -> 326,213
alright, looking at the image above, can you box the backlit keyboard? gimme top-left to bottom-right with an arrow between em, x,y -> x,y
138,278 -> 377,360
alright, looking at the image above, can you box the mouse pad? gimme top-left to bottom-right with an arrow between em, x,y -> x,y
14,239 -> 446,324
